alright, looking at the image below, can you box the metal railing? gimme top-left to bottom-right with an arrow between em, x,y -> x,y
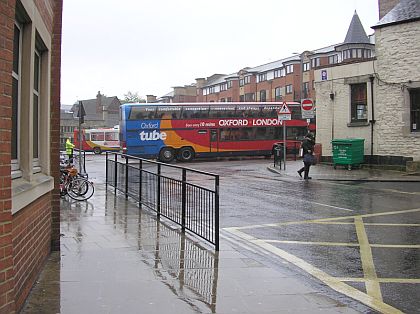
105,152 -> 220,250
273,140 -> 302,169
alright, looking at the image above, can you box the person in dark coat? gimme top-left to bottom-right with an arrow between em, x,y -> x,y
297,132 -> 315,179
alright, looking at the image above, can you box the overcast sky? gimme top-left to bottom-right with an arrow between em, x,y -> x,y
61,0 -> 380,105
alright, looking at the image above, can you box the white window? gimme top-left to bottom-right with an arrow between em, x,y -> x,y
244,76 -> 251,84
311,58 -> 320,68
286,65 -> 293,74
12,23 -> 22,173
303,62 -> 310,72
286,85 -> 293,94
258,73 -> 267,82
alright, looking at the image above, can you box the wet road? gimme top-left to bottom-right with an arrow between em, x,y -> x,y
22,155 -> 419,313
183,157 -> 420,313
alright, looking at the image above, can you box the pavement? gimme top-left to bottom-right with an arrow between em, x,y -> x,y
20,159 -> 420,314
268,160 -> 420,182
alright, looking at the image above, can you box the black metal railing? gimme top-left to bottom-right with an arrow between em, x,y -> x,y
106,152 -> 220,250
273,140 -> 302,169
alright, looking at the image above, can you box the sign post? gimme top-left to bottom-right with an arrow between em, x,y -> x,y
278,103 -> 291,170
76,101 -> 86,174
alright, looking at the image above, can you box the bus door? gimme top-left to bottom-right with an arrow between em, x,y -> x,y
210,129 -> 218,152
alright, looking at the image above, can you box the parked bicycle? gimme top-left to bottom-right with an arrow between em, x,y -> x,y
60,166 -> 94,201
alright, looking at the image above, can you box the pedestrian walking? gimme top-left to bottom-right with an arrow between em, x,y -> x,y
65,138 -> 75,164
297,132 -> 316,179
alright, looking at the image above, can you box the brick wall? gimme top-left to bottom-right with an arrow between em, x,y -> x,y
50,0 -> 63,252
0,0 -> 16,311
375,21 -> 420,161
12,193 -> 52,310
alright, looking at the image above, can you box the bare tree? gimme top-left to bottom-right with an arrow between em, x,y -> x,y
122,91 -> 146,103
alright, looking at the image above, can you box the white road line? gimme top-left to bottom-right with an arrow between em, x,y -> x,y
310,201 -> 354,212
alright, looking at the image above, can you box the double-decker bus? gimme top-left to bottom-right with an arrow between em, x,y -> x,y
74,127 -> 120,154
119,102 -> 315,162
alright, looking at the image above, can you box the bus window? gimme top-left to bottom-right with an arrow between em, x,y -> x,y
91,132 -> 105,141
157,106 -> 182,119
105,132 -> 118,141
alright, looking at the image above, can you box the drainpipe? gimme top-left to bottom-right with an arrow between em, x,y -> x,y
369,76 -> 375,166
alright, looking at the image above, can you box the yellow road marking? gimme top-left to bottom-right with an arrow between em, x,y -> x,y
355,217 -> 383,301
226,228 -> 402,314
337,277 -> 420,284
234,207 -> 420,230
263,240 -> 420,248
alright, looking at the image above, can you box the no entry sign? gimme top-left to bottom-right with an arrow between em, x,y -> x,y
301,99 -> 313,110
301,99 -> 314,119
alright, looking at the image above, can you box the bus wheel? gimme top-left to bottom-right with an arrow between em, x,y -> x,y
159,147 -> 175,162
93,147 -> 102,155
178,147 -> 195,162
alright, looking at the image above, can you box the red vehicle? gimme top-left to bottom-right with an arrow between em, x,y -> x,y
119,102 -> 315,162
74,128 -> 120,154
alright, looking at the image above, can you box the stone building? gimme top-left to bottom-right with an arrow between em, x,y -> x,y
0,0 -> 63,311
315,0 -> 420,169
314,12 -> 376,162
372,0 -> 420,168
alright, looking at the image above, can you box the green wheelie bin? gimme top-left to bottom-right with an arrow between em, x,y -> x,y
331,138 -> 365,170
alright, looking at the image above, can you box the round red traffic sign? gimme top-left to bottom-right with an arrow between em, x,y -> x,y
301,99 -> 313,111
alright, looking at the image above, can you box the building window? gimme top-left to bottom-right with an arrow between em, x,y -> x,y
245,93 -> 255,101
239,79 -> 244,87
33,49 -> 40,163
220,83 -> 227,91
302,82 -> 309,99
274,69 -> 281,78
258,73 -> 267,82
239,95 -> 244,102
311,58 -> 320,68
303,62 -> 310,72
351,83 -> 367,122
286,85 -> 293,94
410,88 -> 420,132
244,76 -> 251,85
227,97 -> 232,102
286,65 -> 293,74
220,98 -> 225,102
275,87 -> 282,101
227,81 -> 232,88
12,23 -> 21,171
259,90 -> 266,102
328,55 -> 338,64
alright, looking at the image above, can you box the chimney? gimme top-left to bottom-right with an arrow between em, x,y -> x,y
96,91 -> 102,114
146,95 -> 157,103
378,0 -> 400,19
195,78 -> 206,89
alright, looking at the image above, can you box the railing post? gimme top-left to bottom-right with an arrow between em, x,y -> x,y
114,153 -> 117,193
105,152 -> 108,188
139,159 -> 142,208
181,169 -> 186,231
157,163 -> 161,217
215,175 -> 219,251
125,155 -> 129,199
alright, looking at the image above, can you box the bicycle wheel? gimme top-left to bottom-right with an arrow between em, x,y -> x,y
66,178 -> 94,201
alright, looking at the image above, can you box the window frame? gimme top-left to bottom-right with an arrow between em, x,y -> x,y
350,83 -> 368,122
410,88 -> 420,132
12,22 -> 22,173
286,84 -> 293,94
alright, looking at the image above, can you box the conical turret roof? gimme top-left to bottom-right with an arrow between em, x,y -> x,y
344,11 -> 370,44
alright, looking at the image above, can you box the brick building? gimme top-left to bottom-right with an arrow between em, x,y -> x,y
0,0 -> 62,312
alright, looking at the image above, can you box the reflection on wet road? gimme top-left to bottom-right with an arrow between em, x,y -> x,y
21,156 -> 419,313
187,158 -> 420,313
